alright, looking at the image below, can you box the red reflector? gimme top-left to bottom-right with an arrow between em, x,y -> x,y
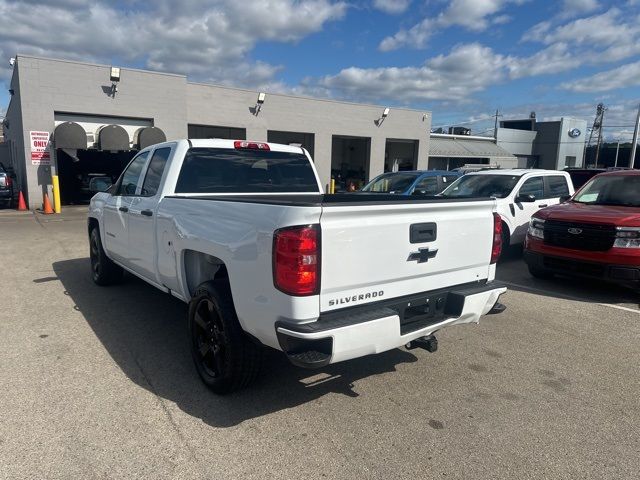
273,225 -> 320,296
234,140 -> 270,151
491,212 -> 503,264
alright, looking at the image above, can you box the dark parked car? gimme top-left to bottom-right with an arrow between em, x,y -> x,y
0,162 -> 15,208
564,167 -> 631,190
360,170 -> 460,196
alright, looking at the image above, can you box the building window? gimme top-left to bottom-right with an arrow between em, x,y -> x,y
267,130 -> 315,158
188,125 -> 246,140
565,156 -> 576,167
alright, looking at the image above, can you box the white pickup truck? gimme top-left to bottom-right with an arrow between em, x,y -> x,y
88,139 -> 507,393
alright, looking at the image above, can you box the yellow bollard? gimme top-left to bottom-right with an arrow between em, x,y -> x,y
330,178 -> 336,194
52,175 -> 62,214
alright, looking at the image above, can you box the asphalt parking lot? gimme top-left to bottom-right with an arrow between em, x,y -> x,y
1,207 -> 639,479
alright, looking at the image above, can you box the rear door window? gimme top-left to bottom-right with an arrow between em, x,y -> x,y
518,176 -> 544,199
141,147 -> 171,197
175,148 -> 319,193
544,175 -> 570,198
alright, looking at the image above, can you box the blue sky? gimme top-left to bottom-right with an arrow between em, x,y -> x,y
1,0 -> 640,139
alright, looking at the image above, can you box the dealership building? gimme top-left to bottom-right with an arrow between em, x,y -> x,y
0,55 -> 435,209
496,116 -> 588,169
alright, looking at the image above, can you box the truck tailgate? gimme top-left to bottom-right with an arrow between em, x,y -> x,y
319,200 -> 495,312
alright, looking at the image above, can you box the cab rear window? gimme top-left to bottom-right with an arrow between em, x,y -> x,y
175,148 -> 319,194
545,176 -> 570,197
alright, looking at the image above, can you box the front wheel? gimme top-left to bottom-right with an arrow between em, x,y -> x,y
188,280 -> 262,394
89,227 -> 124,286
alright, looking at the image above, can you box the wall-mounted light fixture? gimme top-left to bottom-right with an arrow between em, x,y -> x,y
9,57 -> 15,67
376,107 -> 390,126
254,92 -> 266,115
109,66 -> 120,97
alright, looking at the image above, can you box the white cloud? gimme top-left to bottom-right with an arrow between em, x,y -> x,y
517,6 -> 640,93
523,8 -> 639,48
492,14 -> 512,25
507,43 -> 581,78
307,43 -> 513,102
0,0 -> 347,89
560,0 -> 600,18
379,17 -> 434,51
306,37 -> 615,104
379,0 -> 525,51
372,0 -> 411,14
561,61 -> 640,92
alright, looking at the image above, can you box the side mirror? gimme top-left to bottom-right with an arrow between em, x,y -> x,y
516,193 -> 536,203
412,189 -> 426,196
89,177 -> 112,194
559,195 -> 571,203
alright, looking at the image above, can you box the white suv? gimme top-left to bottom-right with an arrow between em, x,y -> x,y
441,169 -> 575,247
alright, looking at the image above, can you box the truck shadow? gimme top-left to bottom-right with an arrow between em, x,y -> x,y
497,256 -> 639,308
53,258 -> 419,428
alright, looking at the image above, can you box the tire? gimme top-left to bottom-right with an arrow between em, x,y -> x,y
527,264 -> 554,279
188,280 -> 262,394
499,227 -> 511,260
89,227 -> 124,286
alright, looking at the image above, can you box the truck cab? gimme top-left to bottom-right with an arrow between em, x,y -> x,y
441,169 -> 574,248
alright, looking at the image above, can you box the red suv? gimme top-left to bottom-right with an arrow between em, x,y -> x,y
524,170 -> 640,289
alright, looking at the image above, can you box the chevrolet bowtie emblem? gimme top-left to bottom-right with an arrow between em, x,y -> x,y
407,248 -> 438,263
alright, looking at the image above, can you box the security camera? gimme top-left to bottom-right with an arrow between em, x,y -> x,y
9,57 -> 15,67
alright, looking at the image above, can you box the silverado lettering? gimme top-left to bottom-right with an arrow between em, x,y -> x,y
328,290 -> 384,307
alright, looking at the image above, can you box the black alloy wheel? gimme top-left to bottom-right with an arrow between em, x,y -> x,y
192,297 -> 228,379
89,227 -> 123,286
90,229 -> 102,282
188,280 -> 262,393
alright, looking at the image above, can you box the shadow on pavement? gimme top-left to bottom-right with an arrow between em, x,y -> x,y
497,254 -> 639,308
52,258 -> 419,427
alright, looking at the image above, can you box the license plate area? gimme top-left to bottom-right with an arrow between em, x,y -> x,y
394,291 -> 455,335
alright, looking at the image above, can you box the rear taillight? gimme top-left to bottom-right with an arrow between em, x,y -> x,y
491,213 -> 502,264
234,140 -> 270,151
273,225 -> 320,296
5,176 -> 12,188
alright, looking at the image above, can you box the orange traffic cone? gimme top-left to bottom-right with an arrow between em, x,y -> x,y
17,191 -> 27,211
43,193 -> 54,214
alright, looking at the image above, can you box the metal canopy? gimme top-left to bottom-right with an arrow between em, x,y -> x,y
98,125 -> 130,151
134,126 -> 166,149
53,122 -> 86,150
429,136 -> 516,159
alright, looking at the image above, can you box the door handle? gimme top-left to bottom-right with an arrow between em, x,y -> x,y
140,209 -> 153,217
118,206 -> 129,212
538,204 -> 548,208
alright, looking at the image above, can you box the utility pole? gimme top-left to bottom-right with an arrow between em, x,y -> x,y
493,109 -> 502,139
629,103 -> 640,168
587,103 -> 606,168
615,139 -> 620,167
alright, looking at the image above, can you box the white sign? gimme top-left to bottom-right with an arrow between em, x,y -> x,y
30,131 -> 51,165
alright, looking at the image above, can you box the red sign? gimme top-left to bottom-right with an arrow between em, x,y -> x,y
30,131 -> 51,165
